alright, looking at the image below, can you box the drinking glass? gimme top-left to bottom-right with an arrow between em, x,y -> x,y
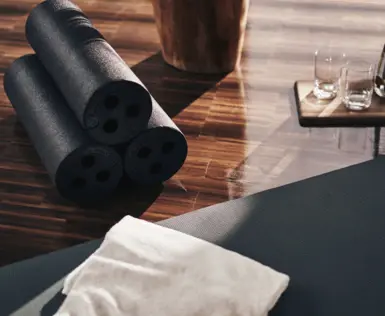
314,49 -> 347,100
341,60 -> 375,111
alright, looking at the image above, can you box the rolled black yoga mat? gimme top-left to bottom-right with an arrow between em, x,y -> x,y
25,0 -> 152,145
124,97 -> 188,185
3,54 -> 123,203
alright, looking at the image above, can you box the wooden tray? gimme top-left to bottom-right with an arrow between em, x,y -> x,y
294,80 -> 385,127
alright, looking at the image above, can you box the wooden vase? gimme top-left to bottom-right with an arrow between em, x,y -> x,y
151,0 -> 249,74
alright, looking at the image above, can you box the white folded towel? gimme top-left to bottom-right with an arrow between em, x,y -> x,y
55,216 -> 289,316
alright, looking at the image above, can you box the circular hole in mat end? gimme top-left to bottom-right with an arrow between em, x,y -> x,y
137,147 -> 152,159
71,177 -> 86,189
96,170 -> 110,182
103,119 -> 118,134
81,155 -> 95,169
162,142 -> 175,154
150,163 -> 162,174
104,95 -> 119,110
126,104 -> 140,118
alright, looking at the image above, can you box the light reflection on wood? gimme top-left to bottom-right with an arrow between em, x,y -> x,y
0,0 -> 383,265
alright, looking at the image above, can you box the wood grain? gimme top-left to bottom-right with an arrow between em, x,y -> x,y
0,0 -> 384,266
295,81 -> 385,127
151,0 -> 249,73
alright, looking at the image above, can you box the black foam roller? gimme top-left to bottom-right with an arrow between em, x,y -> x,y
124,96 -> 188,185
3,54 -> 123,203
25,0 -> 152,145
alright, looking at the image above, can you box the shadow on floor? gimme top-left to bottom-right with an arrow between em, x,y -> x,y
131,51 -> 228,117
0,51 -> 227,267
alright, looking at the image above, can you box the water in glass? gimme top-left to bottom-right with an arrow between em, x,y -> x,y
314,49 -> 347,100
341,61 -> 374,111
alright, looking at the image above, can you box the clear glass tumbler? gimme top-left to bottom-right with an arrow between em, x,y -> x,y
341,60 -> 375,111
314,49 -> 347,100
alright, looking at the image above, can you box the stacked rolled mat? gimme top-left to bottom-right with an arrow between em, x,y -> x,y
3,0 -> 188,203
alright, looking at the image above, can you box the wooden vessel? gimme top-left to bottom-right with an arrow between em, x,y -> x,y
151,0 -> 249,73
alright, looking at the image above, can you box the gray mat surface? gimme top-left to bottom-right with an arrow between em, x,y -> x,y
1,157 -> 385,316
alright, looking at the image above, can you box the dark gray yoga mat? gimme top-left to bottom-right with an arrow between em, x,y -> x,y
124,96 -> 188,184
0,157 -> 385,316
3,54 -> 123,203
25,0 -> 152,145
2,158 -> 385,316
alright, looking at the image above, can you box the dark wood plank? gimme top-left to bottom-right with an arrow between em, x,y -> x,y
295,81 -> 385,127
0,0 -> 384,266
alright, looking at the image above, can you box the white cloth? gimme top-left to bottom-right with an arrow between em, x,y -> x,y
55,216 -> 289,316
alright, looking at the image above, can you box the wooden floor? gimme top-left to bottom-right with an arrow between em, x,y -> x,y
1,0 -> 385,266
